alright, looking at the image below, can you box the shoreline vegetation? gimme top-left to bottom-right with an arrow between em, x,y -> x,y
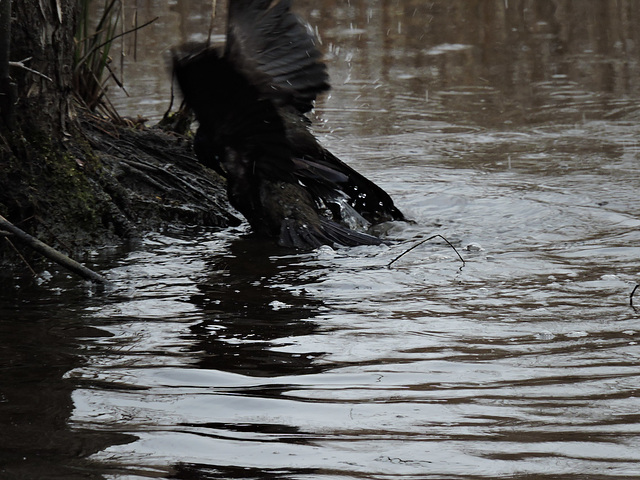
0,0 -> 236,282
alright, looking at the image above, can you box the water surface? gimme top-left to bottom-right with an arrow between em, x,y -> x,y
1,1 -> 640,479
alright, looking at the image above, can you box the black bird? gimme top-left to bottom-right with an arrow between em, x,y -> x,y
173,0 -> 404,250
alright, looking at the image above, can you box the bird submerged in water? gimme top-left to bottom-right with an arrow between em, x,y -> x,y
173,0 -> 404,250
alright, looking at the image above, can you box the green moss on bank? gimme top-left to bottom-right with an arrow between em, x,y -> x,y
0,116 -> 239,272
1,128 -> 108,254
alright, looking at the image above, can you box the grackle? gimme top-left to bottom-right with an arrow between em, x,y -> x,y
173,0 -> 405,250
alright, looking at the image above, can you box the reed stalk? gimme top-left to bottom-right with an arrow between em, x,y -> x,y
73,0 -> 123,116
74,0 -> 155,120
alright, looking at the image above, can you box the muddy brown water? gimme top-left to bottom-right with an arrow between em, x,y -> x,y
2,1 -> 640,479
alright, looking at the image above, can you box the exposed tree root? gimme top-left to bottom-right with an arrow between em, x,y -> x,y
1,113 -> 240,278
79,114 -> 240,235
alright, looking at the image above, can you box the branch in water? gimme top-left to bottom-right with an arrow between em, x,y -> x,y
387,234 -> 466,269
0,214 -> 108,285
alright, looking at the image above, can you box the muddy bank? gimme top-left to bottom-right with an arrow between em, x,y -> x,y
0,115 -> 239,274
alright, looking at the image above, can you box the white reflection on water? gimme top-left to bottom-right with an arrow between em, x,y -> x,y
62,0 -> 640,478
68,173 -> 640,478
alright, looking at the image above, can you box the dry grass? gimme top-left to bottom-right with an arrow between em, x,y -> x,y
73,0 -> 156,120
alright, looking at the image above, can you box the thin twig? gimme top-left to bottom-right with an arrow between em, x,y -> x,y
164,76 -> 176,118
97,86 -> 124,122
75,16 -> 158,72
104,60 -> 129,94
207,0 -> 217,45
9,57 -> 53,82
387,234 -> 466,268
631,284 -> 639,312
119,0 -> 125,86
133,8 -> 138,61
3,237 -> 38,277
0,214 -> 108,284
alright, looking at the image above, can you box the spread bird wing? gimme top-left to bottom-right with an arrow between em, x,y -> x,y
225,0 -> 330,113
278,217 -> 383,250
291,149 -> 405,224
173,46 -> 295,182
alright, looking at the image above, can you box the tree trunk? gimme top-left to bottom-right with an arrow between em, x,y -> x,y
4,0 -> 77,136
0,0 -> 91,261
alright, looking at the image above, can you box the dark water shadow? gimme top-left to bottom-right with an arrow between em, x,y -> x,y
0,282 -> 135,479
172,463 -> 318,480
187,235 -> 330,377
175,237 -> 332,479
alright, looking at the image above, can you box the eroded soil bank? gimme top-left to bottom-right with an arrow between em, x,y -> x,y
0,115 -> 239,274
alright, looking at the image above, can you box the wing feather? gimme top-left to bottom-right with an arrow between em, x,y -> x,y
226,0 -> 330,112
173,46 -> 295,181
